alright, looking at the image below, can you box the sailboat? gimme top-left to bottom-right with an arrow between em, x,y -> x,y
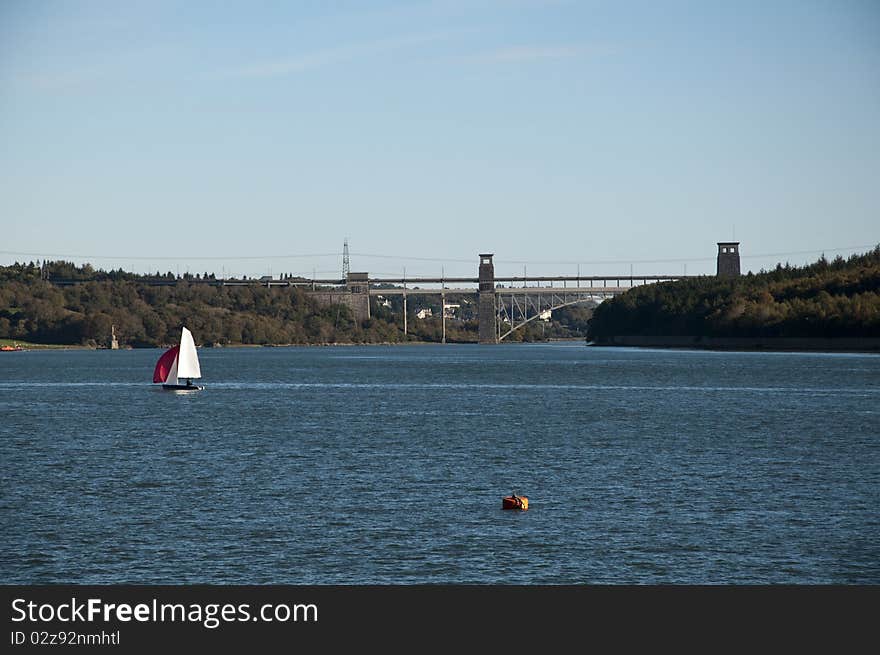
153,327 -> 203,390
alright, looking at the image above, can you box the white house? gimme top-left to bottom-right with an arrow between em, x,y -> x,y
442,303 -> 460,318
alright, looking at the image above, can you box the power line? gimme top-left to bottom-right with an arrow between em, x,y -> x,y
494,245 -> 878,266
0,251 -> 340,261
351,245 -> 877,265
350,252 -> 475,264
0,244 -> 875,267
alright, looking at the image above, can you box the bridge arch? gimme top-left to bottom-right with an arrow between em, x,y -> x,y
497,296 -> 606,342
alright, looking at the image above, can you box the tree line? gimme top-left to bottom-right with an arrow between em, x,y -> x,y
587,247 -> 880,340
0,261 -> 592,346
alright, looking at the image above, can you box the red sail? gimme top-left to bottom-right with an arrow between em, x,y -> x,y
153,345 -> 180,383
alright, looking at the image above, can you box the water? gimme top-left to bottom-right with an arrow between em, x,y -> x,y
1,344 -> 878,584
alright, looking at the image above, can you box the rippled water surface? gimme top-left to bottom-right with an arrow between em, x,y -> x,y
1,344 -> 878,583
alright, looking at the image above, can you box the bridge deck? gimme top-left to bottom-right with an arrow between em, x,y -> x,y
370,286 -> 630,296
48,274 -> 690,288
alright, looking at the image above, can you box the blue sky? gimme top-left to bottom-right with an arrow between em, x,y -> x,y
1,0 -> 878,278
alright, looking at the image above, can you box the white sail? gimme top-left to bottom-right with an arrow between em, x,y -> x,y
176,327 -> 202,379
165,352 -> 179,385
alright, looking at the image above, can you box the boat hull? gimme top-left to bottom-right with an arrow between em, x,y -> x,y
502,496 -> 528,510
161,384 -> 203,391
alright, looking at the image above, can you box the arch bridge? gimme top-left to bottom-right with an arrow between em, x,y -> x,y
363,254 -> 688,343
45,253 -> 692,342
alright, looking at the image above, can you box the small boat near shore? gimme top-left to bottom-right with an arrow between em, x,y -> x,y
153,327 -> 203,391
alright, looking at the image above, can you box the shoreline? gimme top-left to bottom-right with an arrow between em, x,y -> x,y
2,337 -> 589,351
8,335 -> 880,352
589,335 -> 880,353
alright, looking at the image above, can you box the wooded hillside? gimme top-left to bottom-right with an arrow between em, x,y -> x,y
587,247 -> 880,340
0,262 -> 591,346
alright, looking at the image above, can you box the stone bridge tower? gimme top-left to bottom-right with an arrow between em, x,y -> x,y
716,242 -> 741,277
345,272 -> 371,321
478,254 -> 496,344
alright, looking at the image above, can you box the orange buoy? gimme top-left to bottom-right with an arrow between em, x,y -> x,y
502,494 -> 528,510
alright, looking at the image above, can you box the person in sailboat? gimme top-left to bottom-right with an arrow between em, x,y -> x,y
153,327 -> 204,390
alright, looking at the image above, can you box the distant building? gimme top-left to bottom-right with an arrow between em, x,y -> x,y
416,308 -> 433,319
538,309 -> 552,321
442,303 -> 460,318
717,242 -> 741,277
